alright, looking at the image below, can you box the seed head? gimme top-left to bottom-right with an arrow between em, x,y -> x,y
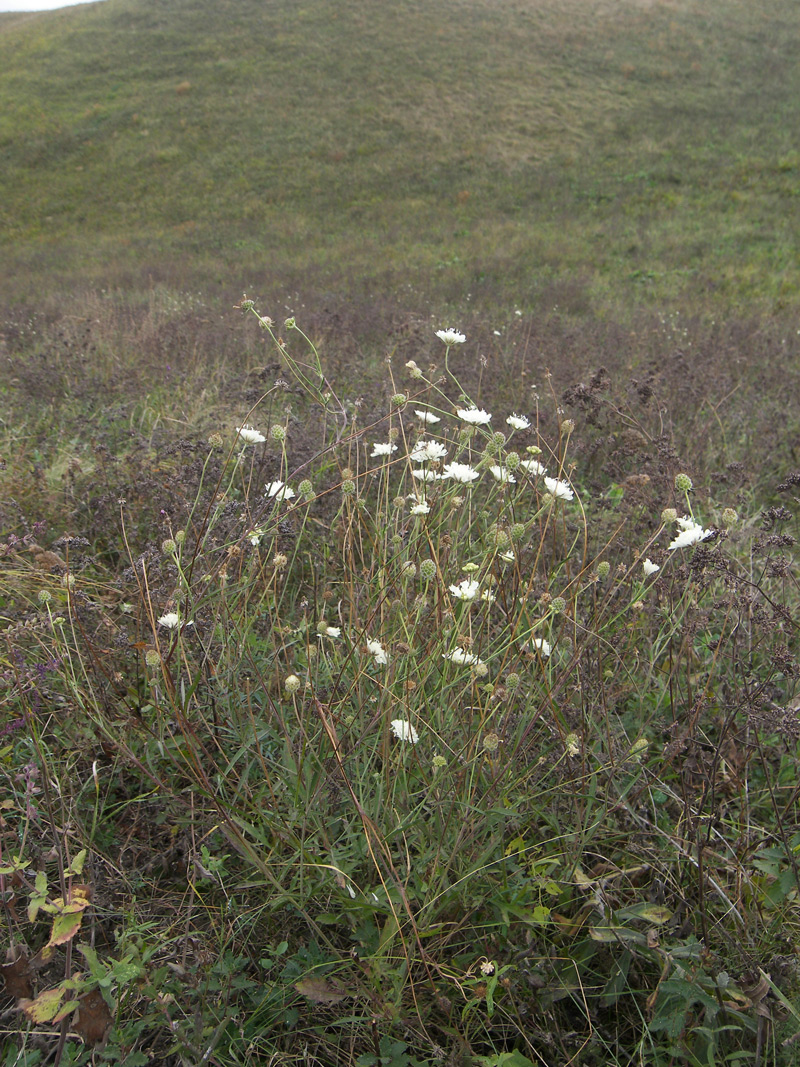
419,559 -> 437,581
674,473 -> 693,492
597,561 -> 611,580
661,507 -> 678,524
284,674 -> 302,695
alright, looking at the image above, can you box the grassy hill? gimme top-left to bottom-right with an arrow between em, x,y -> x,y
1,0 -> 799,314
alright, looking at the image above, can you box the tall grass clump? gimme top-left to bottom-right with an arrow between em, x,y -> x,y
2,297 -> 800,1066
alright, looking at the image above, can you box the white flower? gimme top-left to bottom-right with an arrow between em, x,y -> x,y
410,500 -> 431,515
157,612 -> 182,630
265,480 -> 296,501
457,407 -> 492,425
531,637 -> 552,658
520,459 -> 547,476
366,638 -> 388,666
436,328 -> 466,345
668,517 -> 712,550
506,414 -> 530,431
371,442 -> 397,458
642,558 -> 660,576
544,476 -> 574,501
500,550 -> 516,562
411,468 -> 442,483
236,425 -> 266,445
390,718 -> 419,744
442,461 -> 480,484
321,626 -> 341,638
415,410 -> 441,424
481,589 -> 496,604
489,465 -> 516,484
449,578 -> 480,601
246,528 -> 264,546
410,440 -> 448,463
443,647 -> 484,667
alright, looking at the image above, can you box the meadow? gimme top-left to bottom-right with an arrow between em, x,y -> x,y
2,0 -> 800,1064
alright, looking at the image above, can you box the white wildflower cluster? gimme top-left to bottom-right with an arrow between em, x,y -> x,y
668,516 -> 712,550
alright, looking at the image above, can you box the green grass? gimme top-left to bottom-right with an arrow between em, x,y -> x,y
1,0 -> 800,314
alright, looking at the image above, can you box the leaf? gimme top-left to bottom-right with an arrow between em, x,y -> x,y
47,909 -> 84,948
615,902 -> 673,925
73,988 -> 113,1046
474,1052 -> 538,1067
28,870 -> 48,923
295,976 -> 353,1005
67,850 -> 87,877
589,926 -> 648,946
19,986 -> 66,1023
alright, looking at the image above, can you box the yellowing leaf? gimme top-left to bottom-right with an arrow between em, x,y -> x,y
19,986 -> 66,1023
295,976 -> 352,1005
47,909 -> 84,948
67,850 -> 87,877
615,903 -> 673,925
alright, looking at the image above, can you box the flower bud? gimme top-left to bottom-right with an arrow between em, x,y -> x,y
674,473 -> 693,492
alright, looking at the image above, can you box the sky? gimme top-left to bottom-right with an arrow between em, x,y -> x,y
0,0 -> 100,9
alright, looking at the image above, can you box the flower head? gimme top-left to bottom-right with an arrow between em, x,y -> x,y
506,414 -> 530,431
366,638 -> 388,666
236,425 -> 266,445
415,410 -> 441,424
265,480 -> 296,501
412,468 -> 442,483
457,407 -> 492,425
410,499 -> 431,515
410,439 -> 448,463
443,647 -> 484,667
157,612 -> 182,630
543,476 -> 574,501
449,578 -> 480,601
489,465 -> 516,484
442,461 -> 480,484
371,442 -> 397,458
531,637 -> 552,658
435,328 -> 466,345
390,719 -> 420,744
642,558 -> 660,576
520,459 -> 547,476
668,516 -> 712,550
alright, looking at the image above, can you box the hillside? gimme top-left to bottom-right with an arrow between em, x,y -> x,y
1,0 -> 799,314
